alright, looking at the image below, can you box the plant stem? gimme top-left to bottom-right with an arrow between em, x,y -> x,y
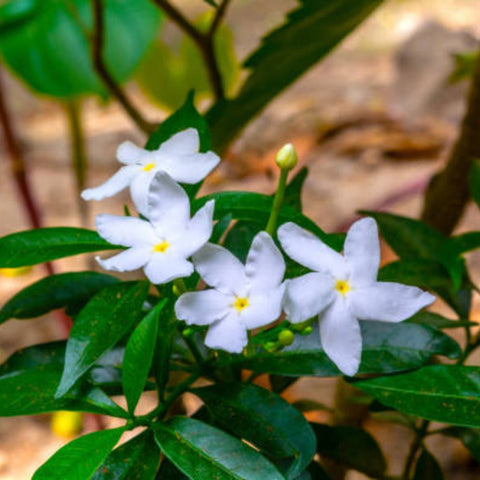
90,0 -> 156,134
65,100 -> 89,227
421,49 -> 480,234
151,0 -> 228,101
402,420 -> 429,480
265,168 -> 289,236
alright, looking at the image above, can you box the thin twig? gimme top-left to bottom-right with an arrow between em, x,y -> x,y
91,0 -> 156,134
151,0 -> 229,100
402,420 -> 429,480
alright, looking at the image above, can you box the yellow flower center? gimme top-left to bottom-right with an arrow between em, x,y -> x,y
233,297 -> 249,312
143,162 -> 155,172
153,240 -> 170,253
335,279 -> 351,297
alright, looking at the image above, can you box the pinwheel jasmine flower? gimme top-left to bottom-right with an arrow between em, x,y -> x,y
278,218 -> 435,376
175,232 -> 286,353
82,128 -> 220,216
95,171 -> 214,285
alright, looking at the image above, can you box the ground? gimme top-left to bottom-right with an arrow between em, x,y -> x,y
1,0 -> 480,478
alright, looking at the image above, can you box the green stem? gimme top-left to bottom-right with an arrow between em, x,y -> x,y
265,168 -> 289,236
402,419 -> 429,480
65,100 -> 89,227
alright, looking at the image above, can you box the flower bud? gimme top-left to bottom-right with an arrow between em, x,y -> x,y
275,143 -> 297,171
299,326 -> 313,336
182,327 -> 194,338
51,411 -> 83,439
278,329 -> 295,346
264,341 -> 277,352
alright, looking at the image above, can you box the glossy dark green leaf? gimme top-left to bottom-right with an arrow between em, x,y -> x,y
156,458 -> 189,479
92,430 -> 159,480
207,0 -> 383,152
0,341 -> 126,418
450,232 -> 480,255
154,416 -> 285,479
364,210 -> 464,289
312,423 -> 386,477
56,281 -> 149,398
469,159 -> 480,209
0,227 -> 122,268
0,271 -> 119,324
33,427 -> 124,480
413,450 -> 443,480
443,427 -> 480,462
407,311 -> 476,330
379,259 -> 465,316
123,300 -> 166,414
236,321 -> 460,377
354,365 -> 480,428
194,191 -> 343,251
193,382 -> 316,479
0,0 -> 160,97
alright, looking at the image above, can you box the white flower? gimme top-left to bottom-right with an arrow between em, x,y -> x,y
175,232 -> 286,353
95,171 -> 214,285
81,128 -> 220,216
278,218 -> 435,376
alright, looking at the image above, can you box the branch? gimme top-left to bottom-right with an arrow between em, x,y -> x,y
91,0 -> 156,134
151,0 -> 229,101
421,49 -> 480,233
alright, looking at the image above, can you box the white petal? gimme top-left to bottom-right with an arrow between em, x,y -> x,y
205,313 -> 248,354
351,282 -> 435,322
319,300 -> 362,376
278,223 -> 347,277
143,254 -> 193,285
147,172 -> 190,231
284,273 -> 335,323
95,214 -> 157,247
96,247 -> 151,272
117,141 -> 147,165
344,217 -> 380,286
81,166 -> 138,201
130,169 -> 157,217
177,200 -> 215,257
161,152 -> 220,184
159,128 -> 199,155
193,243 -> 247,295
239,285 -> 285,330
175,289 -> 231,326
245,232 -> 285,291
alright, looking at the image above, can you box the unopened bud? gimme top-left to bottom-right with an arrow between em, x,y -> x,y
264,341 -> 277,352
275,143 -> 297,171
299,326 -> 313,336
182,327 -> 194,338
51,411 -> 82,439
278,329 -> 295,346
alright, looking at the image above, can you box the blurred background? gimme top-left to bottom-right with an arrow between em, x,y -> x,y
0,0 -> 480,478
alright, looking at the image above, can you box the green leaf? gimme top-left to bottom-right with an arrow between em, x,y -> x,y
154,416 -> 285,479
56,281 -> 149,398
137,18 -> 238,110
0,0 -> 40,35
0,271 -> 119,324
236,321 -> 460,377
283,167 -> 308,212
470,159 -> 480,210
413,450 -> 444,480
33,427 -> 124,480
92,430 -> 159,480
364,211 -> 464,290
207,0 -> 383,152
193,383 -> 316,479
194,191 -> 343,251
407,311 -> 476,330
449,51 -> 478,83
449,231 -> 480,255
443,427 -> 480,463
123,300 -> 166,414
0,227 -> 122,268
0,341 -> 127,418
311,423 -> 386,478
354,365 -> 480,428
156,458 -> 189,479
0,0 -> 161,97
